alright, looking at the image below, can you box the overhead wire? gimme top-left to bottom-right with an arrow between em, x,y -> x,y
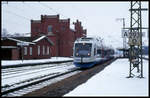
2,2 -> 131,49
38,2 -> 68,19
2,3 -> 31,34
3,9 -> 30,21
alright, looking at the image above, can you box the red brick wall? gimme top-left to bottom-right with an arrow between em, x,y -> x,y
12,49 -> 19,60
74,20 -> 86,38
59,18 -> 73,57
47,36 -> 57,57
31,15 -> 59,57
23,39 -> 51,59
31,14 -> 87,57
31,21 -> 42,37
2,39 -> 17,46
42,15 -> 60,35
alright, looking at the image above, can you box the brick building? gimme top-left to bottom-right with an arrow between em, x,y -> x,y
1,36 -> 54,60
1,14 -> 86,60
31,14 -> 86,57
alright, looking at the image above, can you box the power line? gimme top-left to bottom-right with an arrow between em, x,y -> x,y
24,3 -> 43,16
38,2 -> 68,19
8,3 -> 26,13
6,3 -> 42,21
3,18 -> 29,28
3,9 -> 30,21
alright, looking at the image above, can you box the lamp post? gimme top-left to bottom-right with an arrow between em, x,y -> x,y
116,18 -> 126,57
56,30 -> 59,59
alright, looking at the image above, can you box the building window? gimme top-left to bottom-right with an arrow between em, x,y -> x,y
24,47 -> 27,55
43,45 -> 45,55
30,47 -> 32,56
47,46 -> 50,55
61,26 -> 65,31
48,25 -> 52,32
35,27 -> 39,32
38,45 -> 40,55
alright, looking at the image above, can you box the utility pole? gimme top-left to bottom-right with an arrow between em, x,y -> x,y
116,18 -> 127,58
127,1 -> 148,78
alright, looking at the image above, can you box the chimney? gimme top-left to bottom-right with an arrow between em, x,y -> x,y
57,14 -> 59,19
31,19 -> 33,23
68,18 -> 70,22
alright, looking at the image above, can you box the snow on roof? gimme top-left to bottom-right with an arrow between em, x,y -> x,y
32,35 -> 46,42
70,28 -> 75,32
1,46 -> 18,49
32,35 -> 54,46
7,37 -> 35,45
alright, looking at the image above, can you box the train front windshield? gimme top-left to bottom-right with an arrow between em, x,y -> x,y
75,43 -> 92,57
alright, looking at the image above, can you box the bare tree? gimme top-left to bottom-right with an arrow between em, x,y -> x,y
2,28 -> 9,37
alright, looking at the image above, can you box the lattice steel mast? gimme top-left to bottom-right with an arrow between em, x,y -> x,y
128,1 -> 147,78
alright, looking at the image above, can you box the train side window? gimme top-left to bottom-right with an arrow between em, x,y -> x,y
97,49 -> 101,54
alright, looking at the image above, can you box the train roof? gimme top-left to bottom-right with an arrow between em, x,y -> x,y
75,37 -> 102,42
74,37 -> 104,47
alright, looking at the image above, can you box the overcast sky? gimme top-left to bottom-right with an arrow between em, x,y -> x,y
1,1 -> 149,48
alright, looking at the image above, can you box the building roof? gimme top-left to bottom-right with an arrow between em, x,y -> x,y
7,37 -> 35,45
59,19 -> 70,22
32,35 -> 54,46
32,35 -> 46,42
31,20 -> 41,23
2,36 -> 54,46
42,14 -> 59,19
1,46 -> 18,49
2,37 -> 35,42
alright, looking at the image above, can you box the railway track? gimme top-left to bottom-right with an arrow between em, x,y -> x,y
23,58 -> 117,97
2,58 -> 117,97
2,62 -> 73,75
2,60 -> 73,69
2,62 -> 73,80
2,67 -> 80,96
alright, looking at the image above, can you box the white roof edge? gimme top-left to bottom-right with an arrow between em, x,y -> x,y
7,37 -> 35,44
1,46 -> 18,49
32,35 -> 46,43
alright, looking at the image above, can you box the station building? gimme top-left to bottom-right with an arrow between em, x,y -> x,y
1,36 -> 54,60
1,14 -> 86,60
31,14 -> 86,57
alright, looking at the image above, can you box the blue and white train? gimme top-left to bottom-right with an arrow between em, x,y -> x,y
73,37 -> 114,68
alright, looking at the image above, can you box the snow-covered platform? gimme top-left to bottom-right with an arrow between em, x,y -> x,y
64,58 -> 149,97
2,57 -> 73,68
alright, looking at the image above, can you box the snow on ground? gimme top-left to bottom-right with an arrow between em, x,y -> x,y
1,57 -> 73,66
2,63 -> 75,86
143,55 -> 149,59
64,59 -> 149,97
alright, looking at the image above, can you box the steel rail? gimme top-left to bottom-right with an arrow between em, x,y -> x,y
2,67 -> 79,96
